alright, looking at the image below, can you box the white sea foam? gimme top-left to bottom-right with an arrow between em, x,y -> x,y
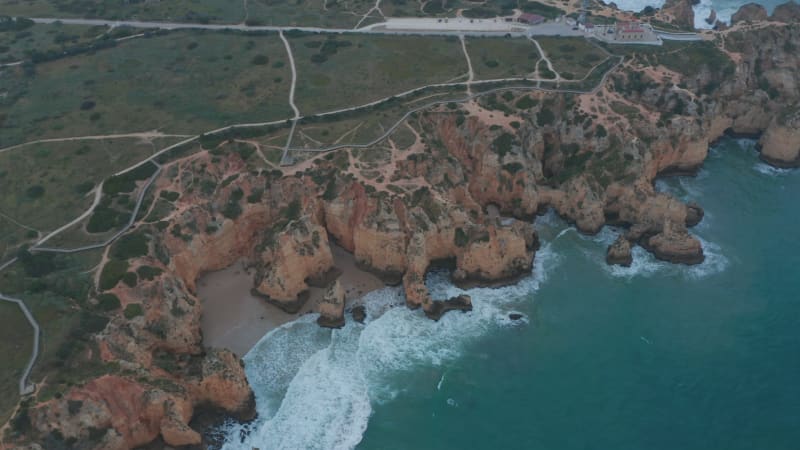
754,162 -> 793,176
221,242 -> 562,450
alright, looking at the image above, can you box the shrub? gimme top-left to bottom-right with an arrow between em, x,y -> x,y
80,100 -> 96,110
159,190 -> 180,202
121,272 -> 138,287
251,54 -> 269,65
123,303 -> 144,320
75,181 -> 95,194
454,227 -> 469,248
99,259 -> 129,291
111,232 -> 149,259
136,265 -> 163,281
25,185 -> 45,199
96,293 -> 121,311
537,107 -> 555,126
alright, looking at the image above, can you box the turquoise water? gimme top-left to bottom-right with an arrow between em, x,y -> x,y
220,138 -> 800,449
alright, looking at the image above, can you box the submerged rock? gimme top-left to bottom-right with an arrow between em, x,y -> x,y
606,236 -> 633,267
351,305 -> 367,324
317,280 -> 346,328
509,313 -> 524,320
424,295 -> 473,321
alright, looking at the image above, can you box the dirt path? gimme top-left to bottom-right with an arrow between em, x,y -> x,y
279,30 -> 301,165
0,131 -> 191,155
459,34 -> 475,95
529,37 -> 561,81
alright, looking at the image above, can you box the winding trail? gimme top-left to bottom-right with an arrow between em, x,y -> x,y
529,37 -> 561,81
0,293 -> 39,395
34,183 -> 103,248
459,34 -> 474,95
0,131 -> 192,155
278,30 -> 301,166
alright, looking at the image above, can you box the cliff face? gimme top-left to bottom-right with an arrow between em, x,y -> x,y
18,10 -> 800,448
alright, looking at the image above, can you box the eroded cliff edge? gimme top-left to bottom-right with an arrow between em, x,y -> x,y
10,8 -> 800,449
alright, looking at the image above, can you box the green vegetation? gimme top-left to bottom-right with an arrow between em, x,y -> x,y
492,132 -> 517,159
537,37 -> 608,80
1,30 -> 293,147
606,41 -> 734,93
520,1 -> 564,19
454,227 -> 469,248
291,34 -> 467,114
0,249 -> 107,428
0,140 -> 172,249
123,303 -> 144,319
110,232 -> 149,260
0,1 -> 246,24
136,265 -> 163,281
95,293 -> 121,311
468,37 -> 540,80
515,95 -> 539,110
98,259 -> 129,291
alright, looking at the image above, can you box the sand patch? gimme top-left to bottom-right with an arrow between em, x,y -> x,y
198,244 -> 385,356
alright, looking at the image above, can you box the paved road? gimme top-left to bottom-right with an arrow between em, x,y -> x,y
657,31 -> 704,41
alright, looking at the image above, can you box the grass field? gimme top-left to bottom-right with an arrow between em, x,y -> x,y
0,137 -> 179,243
537,36 -> 608,80
0,301 -> 32,425
246,0 -> 375,28
0,0 -> 245,23
0,21 -> 110,63
290,83 -> 468,150
0,248 -> 103,429
290,33 -> 467,114
467,36 -> 540,80
1,29 -> 293,147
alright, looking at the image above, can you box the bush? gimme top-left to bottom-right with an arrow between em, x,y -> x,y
136,265 -> 163,281
75,181 -> 95,194
159,190 -> 180,202
99,259 -> 129,291
96,293 -> 121,311
121,272 -> 138,287
86,206 -> 127,233
25,185 -> 45,199
251,54 -> 269,65
124,303 -> 144,320
537,107 -> 555,126
17,249 -> 57,277
454,227 -> 469,248
111,233 -> 149,259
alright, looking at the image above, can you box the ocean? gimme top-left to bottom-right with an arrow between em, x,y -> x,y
217,137 -> 799,449
609,0 -> 785,28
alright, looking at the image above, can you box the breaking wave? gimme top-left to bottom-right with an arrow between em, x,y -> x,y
218,244 -> 561,450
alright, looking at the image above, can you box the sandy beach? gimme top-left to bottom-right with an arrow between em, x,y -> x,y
198,244 -> 385,356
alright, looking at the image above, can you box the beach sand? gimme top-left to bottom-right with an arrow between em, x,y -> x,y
198,244 -> 385,356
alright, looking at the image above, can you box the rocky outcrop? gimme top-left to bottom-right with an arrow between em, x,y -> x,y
759,118 -> 800,168
731,3 -> 768,23
351,305 -> 367,323
641,220 -> 704,265
685,202 -> 704,227
317,280 -> 346,328
661,0 -> 696,29
706,9 -> 717,25
254,218 -> 334,313
424,294 -> 473,321
771,0 -> 800,22
606,236 -> 633,267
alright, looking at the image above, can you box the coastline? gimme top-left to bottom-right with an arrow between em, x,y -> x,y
198,244 -> 385,357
